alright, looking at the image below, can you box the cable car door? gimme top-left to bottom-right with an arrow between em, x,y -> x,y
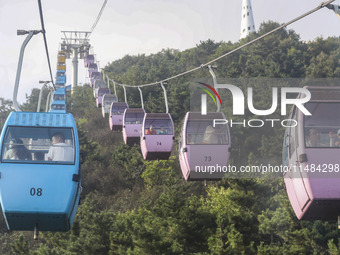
285,107 -> 310,216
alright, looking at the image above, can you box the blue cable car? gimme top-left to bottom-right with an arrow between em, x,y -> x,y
52,87 -> 67,102
0,111 -> 82,232
55,70 -> 66,87
49,101 -> 67,113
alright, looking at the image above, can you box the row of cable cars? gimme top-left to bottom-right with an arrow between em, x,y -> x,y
117,107 -> 230,171
56,51 -> 67,88
85,60 -> 180,161
85,52 -> 340,223
84,56 -> 232,174
49,50 -> 68,113
109,83 -> 340,224
84,54 -> 117,110
94,83 -> 231,168
84,56 -> 180,161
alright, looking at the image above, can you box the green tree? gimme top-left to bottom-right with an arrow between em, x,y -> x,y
11,234 -> 29,255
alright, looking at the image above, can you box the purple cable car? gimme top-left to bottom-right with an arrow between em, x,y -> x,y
122,108 -> 145,145
96,88 -> 110,108
102,94 -> 118,118
109,102 -> 129,131
93,80 -> 106,98
179,112 -> 231,181
283,86 -> 340,220
140,113 -> 175,160
90,72 -> 101,88
84,54 -> 95,67
88,63 -> 98,77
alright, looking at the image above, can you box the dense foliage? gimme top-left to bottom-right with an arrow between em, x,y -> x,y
0,22 -> 340,254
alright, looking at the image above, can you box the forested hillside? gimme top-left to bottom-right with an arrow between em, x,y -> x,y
1,22 -> 340,254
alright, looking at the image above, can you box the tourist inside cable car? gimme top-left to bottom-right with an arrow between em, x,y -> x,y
1,126 -> 75,164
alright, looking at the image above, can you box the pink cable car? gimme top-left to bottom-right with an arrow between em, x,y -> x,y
179,112 -> 231,181
90,72 -> 101,88
84,54 -> 94,67
283,86 -> 340,221
96,88 -> 110,108
93,80 -> 106,98
109,102 -> 129,131
102,94 -> 118,118
140,113 -> 174,160
88,63 -> 98,77
122,108 -> 145,145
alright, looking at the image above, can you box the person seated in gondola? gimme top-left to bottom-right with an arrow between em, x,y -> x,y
4,138 -> 32,160
145,124 -> 157,135
306,128 -> 322,147
158,126 -> 169,135
47,133 -> 74,161
202,125 -> 221,144
329,129 -> 340,147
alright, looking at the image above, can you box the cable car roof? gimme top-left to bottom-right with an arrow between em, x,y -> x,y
112,102 -> 128,107
187,112 -> 225,120
4,111 -> 75,127
144,113 -> 171,120
125,108 -> 145,113
103,94 -> 117,99
304,86 -> 340,102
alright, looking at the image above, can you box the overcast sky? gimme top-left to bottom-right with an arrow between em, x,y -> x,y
0,0 -> 339,103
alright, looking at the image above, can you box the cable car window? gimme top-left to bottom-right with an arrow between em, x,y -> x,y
51,104 -> 65,110
91,72 -> 101,80
287,107 -> 297,158
186,120 -> 229,145
104,100 -> 112,106
144,119 -> 173,135
111,106 -> 127,115
304,102 -> 340,148
288,124 -> 296,159
89,63 -> 97,70
86,55 -> 94,61
112,106 -> 128,115
1,126 -> 75,164
125,113 -> 144,124
98,90 -> 108,97
53,94 -> 65,101
94,81 -> 106,88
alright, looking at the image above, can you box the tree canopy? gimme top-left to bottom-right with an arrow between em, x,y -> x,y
0,22 -> 340,254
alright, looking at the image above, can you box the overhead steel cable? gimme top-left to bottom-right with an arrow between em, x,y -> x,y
87,0 -> 108,39
109,0 -> 336,88
37,0 -> 55,90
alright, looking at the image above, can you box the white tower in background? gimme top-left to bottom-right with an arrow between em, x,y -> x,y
240,0 -> 256,39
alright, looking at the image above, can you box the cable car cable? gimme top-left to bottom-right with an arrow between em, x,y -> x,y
108,0 -> 336,88
37,0 -> 56,90
87,0 -> 108,39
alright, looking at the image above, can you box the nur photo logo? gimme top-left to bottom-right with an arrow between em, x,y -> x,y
196,82 -> 222,115
193,78 -> 316,128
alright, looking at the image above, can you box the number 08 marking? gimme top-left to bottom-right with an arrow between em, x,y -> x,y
30,188 -> 43,196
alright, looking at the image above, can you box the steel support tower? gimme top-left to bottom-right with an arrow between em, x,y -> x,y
60,31 -> 91,93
